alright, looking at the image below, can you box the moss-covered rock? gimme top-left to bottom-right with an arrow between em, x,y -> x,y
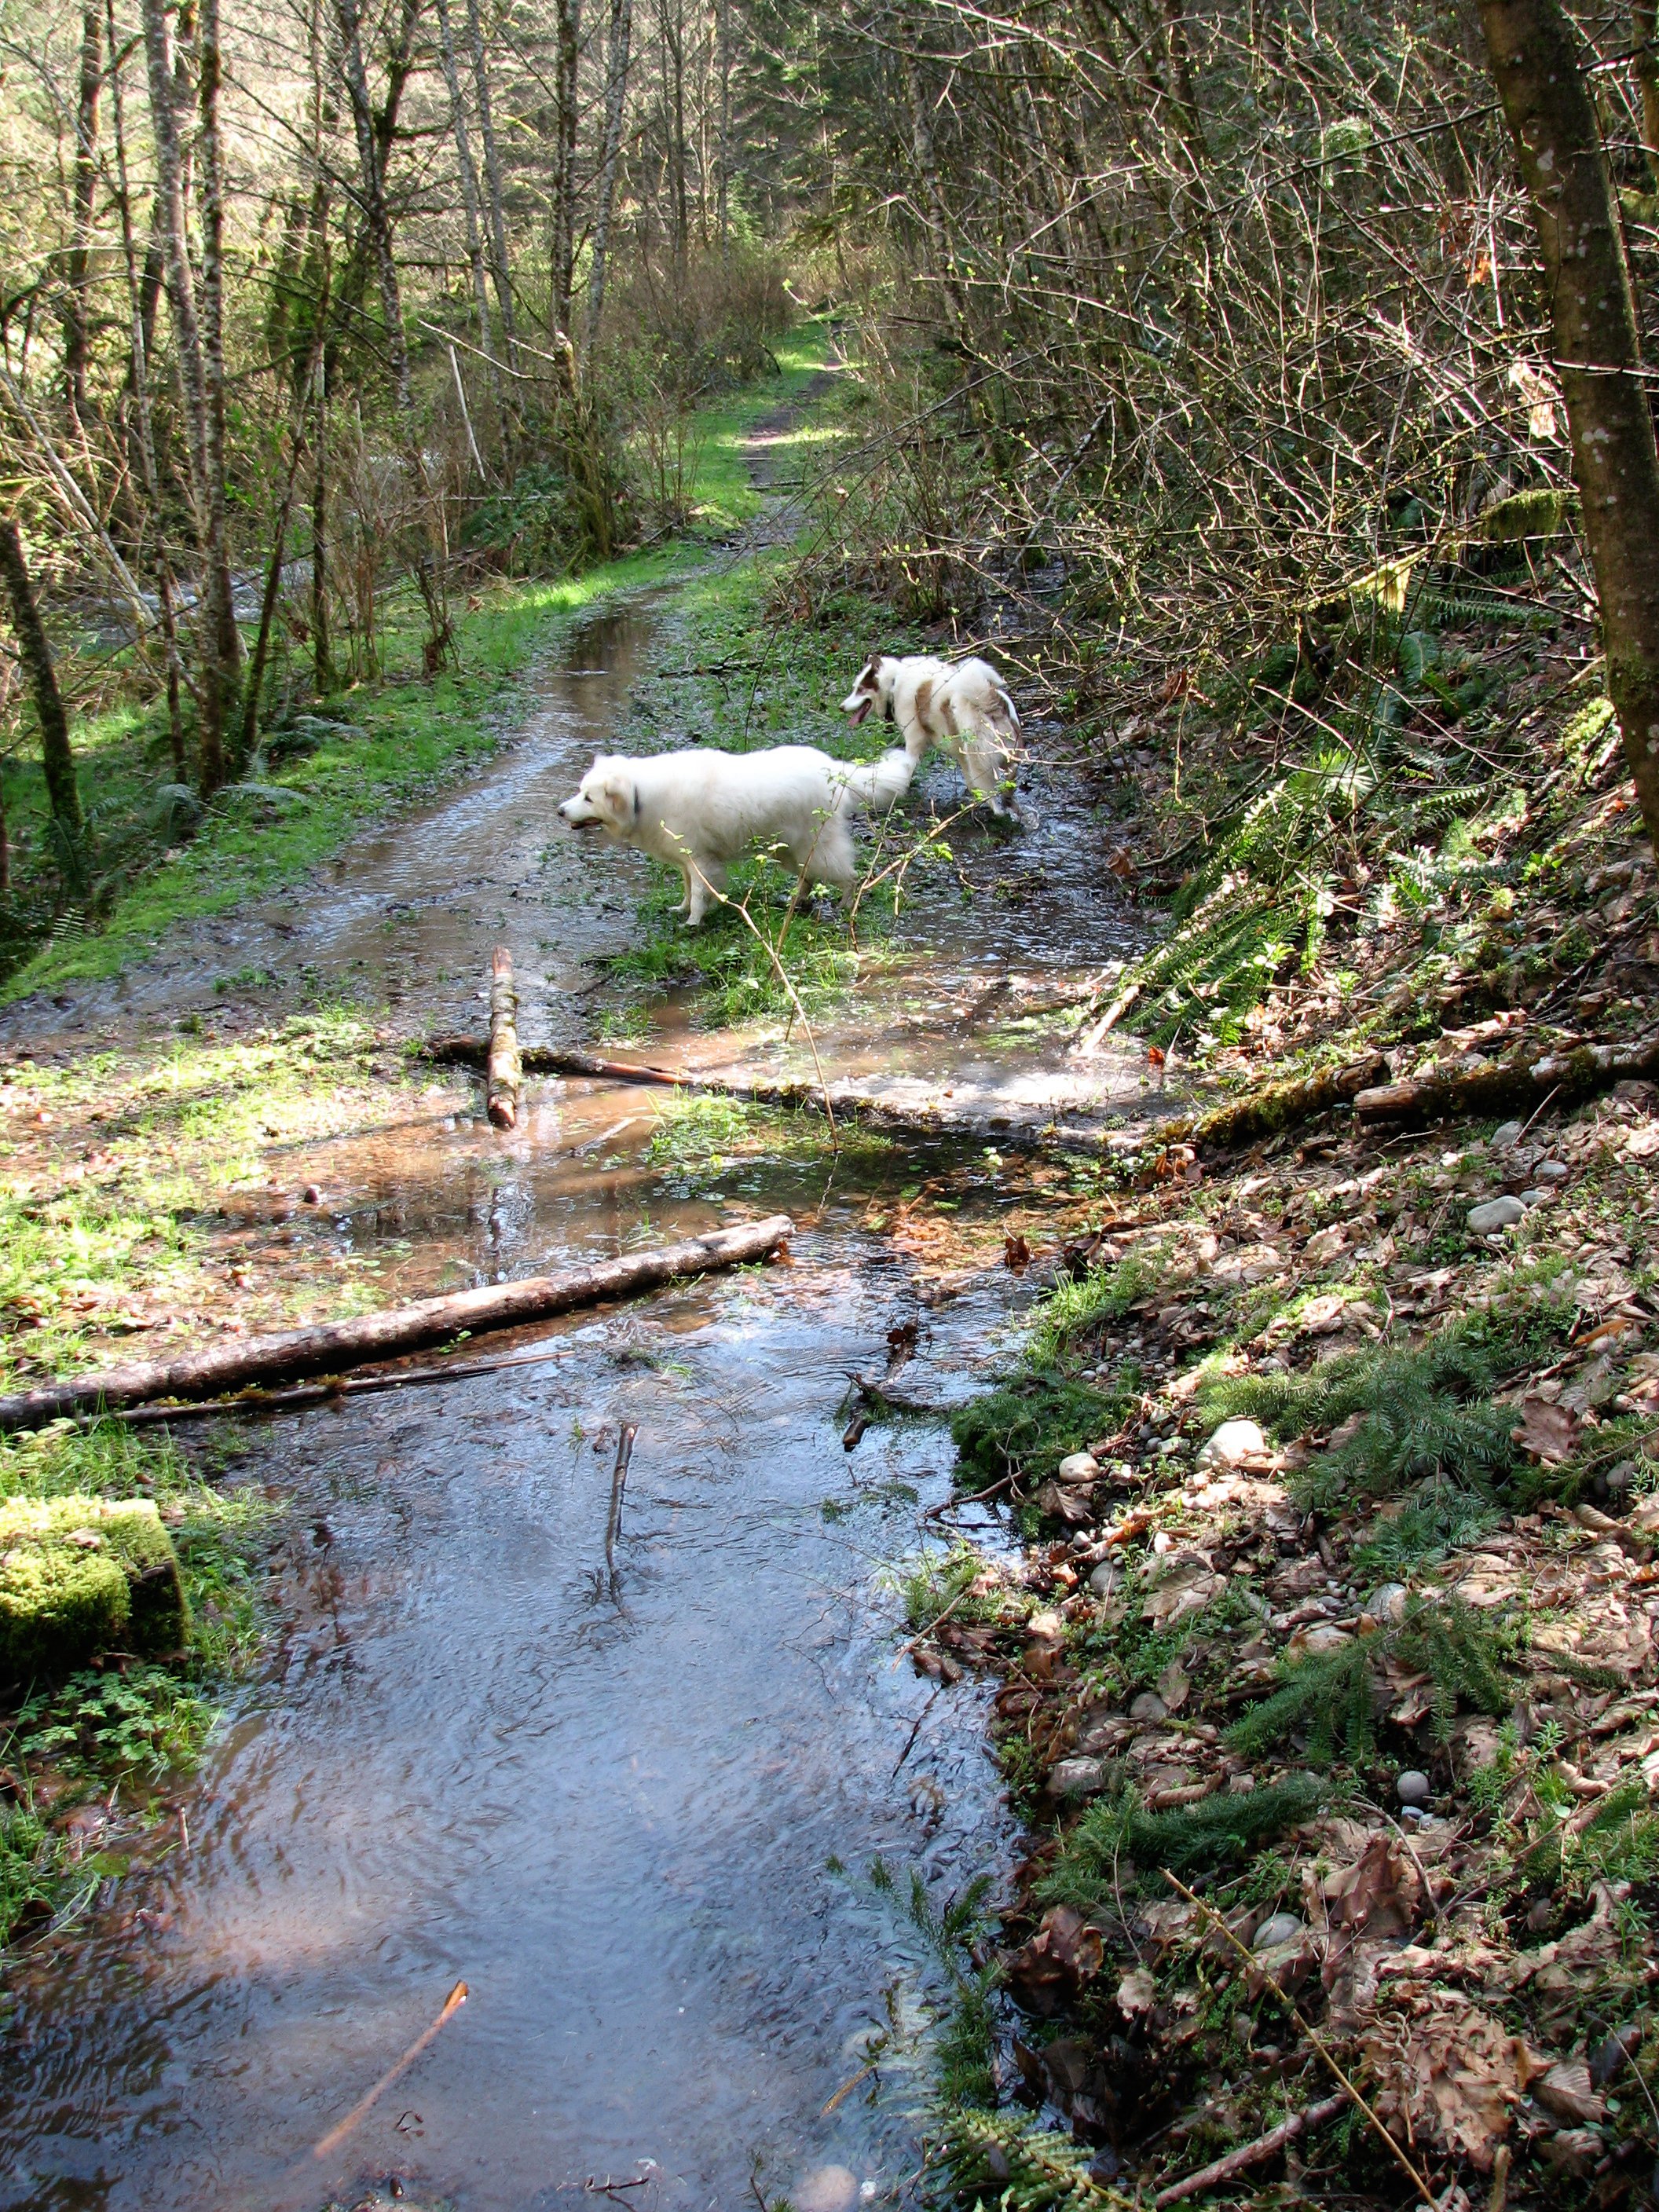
0,1495 -> 187,1683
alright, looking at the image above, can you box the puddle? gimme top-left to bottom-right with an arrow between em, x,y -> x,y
0,550 -> 1148,2207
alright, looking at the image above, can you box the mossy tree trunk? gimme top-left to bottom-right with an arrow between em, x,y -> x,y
1479,0 -> 1659,862
0,516 -> 83,853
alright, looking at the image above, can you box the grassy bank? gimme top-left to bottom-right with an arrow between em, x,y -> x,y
1,1419 -> 270,1958
2,323 -> 835,1006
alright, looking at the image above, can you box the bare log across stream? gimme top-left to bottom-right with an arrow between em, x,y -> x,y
0,1217 -> 793,1433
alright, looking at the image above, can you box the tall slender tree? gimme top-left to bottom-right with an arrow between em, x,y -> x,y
1480,0 -> 1659,858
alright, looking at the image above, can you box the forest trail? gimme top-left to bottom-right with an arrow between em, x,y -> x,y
1,380 -> 1158,1140
0,372 -> 1137,2212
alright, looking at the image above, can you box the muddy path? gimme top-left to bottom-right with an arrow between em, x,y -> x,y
0,401 -> 1152,2212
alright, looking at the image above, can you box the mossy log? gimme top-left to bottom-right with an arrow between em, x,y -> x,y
1156,1054 -> 1387,1153
0,1494 -> 186,1682
1353,1027 -> 1659,1126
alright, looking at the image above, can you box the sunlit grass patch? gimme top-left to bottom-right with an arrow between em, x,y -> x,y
0,1009 -> 427,1386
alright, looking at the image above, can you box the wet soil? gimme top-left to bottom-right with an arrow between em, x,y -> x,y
0,403 -> 1152,2211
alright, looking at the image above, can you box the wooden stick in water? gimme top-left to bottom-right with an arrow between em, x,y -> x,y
487,944 -> 522,1129
605,1423 -> 637,1602
310,1979 -> 468,2162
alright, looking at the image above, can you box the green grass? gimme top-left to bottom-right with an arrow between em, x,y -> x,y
3,324 -> 840,1002
0,1007 -> 427,1389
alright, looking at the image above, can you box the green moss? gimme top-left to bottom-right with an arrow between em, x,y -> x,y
950,1372 -> 1126,1488
0,1493 -> 186,1683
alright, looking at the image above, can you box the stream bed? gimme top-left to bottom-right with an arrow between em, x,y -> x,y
0,584 -> 1147,2212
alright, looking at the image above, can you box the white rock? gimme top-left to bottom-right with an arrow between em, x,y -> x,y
1467,1195 -> 1525,1233
1058,1451 -> 1101,1484
1396,1768 -> 1431,1807
1199,1417 -> 1268,1468
1048,1756 -> 1111,1801
1253,1912 -> 1305,1951
795,2168 -> 860,2212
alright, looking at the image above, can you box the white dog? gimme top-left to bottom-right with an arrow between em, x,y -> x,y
840,653 -> 1022,819
557,744 -> 914,925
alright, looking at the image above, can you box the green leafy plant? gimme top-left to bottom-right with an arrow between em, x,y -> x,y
951,1374 -> 1124,1488
1038,1772 -> 1328,1902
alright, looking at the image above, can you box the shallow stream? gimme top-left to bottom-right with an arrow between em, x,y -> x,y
0,582 -> 1146,2212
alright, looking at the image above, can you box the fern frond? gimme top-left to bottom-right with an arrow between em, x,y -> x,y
930,2106 -> 1126,2210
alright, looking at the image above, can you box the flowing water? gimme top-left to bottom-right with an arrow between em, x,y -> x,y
0,569 -> 1151,2212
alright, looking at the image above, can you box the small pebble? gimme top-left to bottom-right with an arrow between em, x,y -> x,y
1534,1159 -> 1569,1183
1492,1119 -> 1525,1148
1252,1912 -> 1304,1951
1057,1451 -> 1100,1484
1519,1188 -> 1547,1207
1088,1559 -> 1119,1599
1127,1690 -> 1167,1723
302,1183 -> 322,1205
1368,1582 -> 1408,1624
1396,1768 -> 1431,1807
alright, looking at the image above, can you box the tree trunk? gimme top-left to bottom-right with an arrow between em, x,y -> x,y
584,0 -> 632,364
1635,3 -> 1659,189
0,1218 -> 795,1430
335,0 -> 413,416
312,365 -> 335,691
550,0 -> 580,342
197,0 -> 246,768
463,0 -> 518,363
104,0 -> 187,775
63,0 -> 101,436
0,518 -> 83,848
1479,0 -> 1659,861
433,0 -> 499,388
139,0 -> 230,793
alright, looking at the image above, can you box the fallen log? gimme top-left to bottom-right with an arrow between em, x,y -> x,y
0,1217 -> 793,1433
1153,2093 -> 1350,2207
1353,1027 -> 1659,1126
487,945 -> 522,1129
1184,1052 -> 1388,1151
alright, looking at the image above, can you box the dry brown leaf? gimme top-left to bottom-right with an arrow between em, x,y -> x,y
1116,1965 -> 1157,2016
1533,2061 -> 1605,2126
1002,1906 -> 1106,2012
1511,1396 -> 1584,1464
1360,1990 -> 1537,2170
1324,1833 -> 1424,1943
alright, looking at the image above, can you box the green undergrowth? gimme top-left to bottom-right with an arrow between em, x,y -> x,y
1040,1771 -> 1329,1900
1104,558 -> 1649,1057
0,1420 -> 273,1950
1198,1282 -> 1579,1506
1227,1594 -> 1518,1764
643,1088 -> 886,1178
5,327 -> 838,1002
950,1373 -> 1129,1491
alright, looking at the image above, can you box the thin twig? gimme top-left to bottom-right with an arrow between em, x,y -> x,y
310,1980 -> 468,2162
1160,1870 -> 1435,2207
605,1423 -> 637,1603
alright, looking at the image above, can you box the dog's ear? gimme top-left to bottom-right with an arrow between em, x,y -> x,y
599,771 -> 637,822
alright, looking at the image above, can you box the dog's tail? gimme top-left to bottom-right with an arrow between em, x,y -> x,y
833,747 -> 916,815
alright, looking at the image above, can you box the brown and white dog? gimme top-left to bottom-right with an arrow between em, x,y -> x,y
840,653 -> 1022,819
